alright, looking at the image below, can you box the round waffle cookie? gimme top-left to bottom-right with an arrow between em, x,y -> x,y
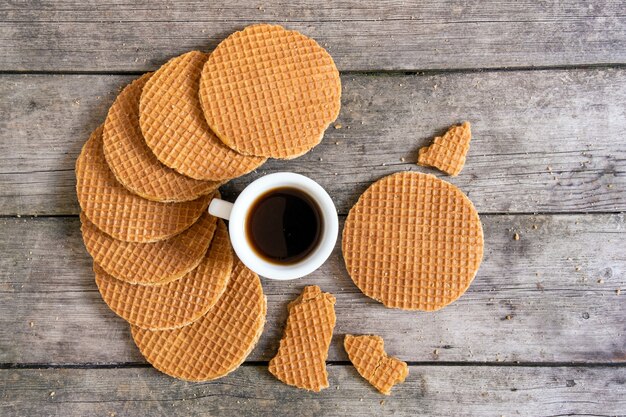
81,211 -> 217,285
199,24 -> 342,159
94,220 -> 233,330
75,125 -> 211,243
139,51 -> 265,181
103,72 -> 220,202
342,172 -> 484,311
131,258 -> 267,381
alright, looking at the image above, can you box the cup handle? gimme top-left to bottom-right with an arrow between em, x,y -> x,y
208,198 -> 234,221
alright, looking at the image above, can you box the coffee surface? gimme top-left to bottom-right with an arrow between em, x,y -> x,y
246,187 -> 321,265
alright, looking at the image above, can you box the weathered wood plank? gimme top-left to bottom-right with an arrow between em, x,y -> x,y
1,366 -> 624,417
1,214 -> 624,365
1,0 -> 625,72
1,69 -> 624,216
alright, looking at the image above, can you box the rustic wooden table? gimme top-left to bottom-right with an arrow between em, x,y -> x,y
1,1 -> 625,416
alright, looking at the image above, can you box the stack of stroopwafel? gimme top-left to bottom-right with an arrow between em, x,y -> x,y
77,23 -> 341,381
77,22 -> 483,394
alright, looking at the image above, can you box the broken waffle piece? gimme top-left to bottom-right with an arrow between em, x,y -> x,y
344,334 -> 408,395
418,121 -> 472,176
268,286 -> 336,392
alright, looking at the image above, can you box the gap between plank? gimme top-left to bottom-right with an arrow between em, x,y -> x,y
0,212 -> 623,220
1,361 -> 624,370
1,63 -> 625,77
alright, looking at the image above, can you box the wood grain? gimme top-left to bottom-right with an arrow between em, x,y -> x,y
1,366 -> 624,417
1,68 -> 624,216
3,2 -> 625,415
1,214 -> 623,365
1,0 -> 625,72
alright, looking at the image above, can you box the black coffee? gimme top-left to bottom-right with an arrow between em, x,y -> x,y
246,187 -> 322,265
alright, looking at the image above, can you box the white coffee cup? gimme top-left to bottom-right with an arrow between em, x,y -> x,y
208,172 -> 338,280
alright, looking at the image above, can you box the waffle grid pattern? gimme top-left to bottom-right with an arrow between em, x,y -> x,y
81,211 -> 216,285
418,122 -> 472,176
344,334 -> 408,395
342,172 -> 484,311
131,259 -> 266,381
75,126 -> 211,242
140,51 -> 265,181
103,73 -> 220,202
94,220 -> 233,330
199,24 -> 341,159
268,286 -> 336,392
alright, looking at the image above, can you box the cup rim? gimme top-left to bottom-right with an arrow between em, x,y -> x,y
228,172 -> 338,280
